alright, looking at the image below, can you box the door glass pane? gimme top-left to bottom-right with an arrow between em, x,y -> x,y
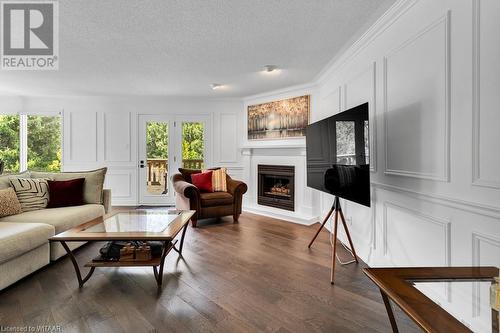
0,115 -> 20,174
336,121 -> 356,165
146,122 -> 168,195
27,115 -> 62,172
182,122 -> 205,169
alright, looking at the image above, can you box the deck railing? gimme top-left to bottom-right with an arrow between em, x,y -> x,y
146,158 -> 204,194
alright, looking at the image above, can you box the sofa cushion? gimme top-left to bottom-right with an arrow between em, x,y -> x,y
0,222 -> 54,264
0,188 -> 22,217
0,171 -> 30,190
10,178 -> 50,212
0,204 -> 105,234
30,168 -> 106,205
200,192 -> 233,207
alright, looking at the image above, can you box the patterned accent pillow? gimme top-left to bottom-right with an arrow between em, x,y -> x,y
0,187 -> 23,217
203,167 -> 227,192
9,178 -> 50,212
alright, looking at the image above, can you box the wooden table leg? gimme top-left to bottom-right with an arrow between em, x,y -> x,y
178,222 -> 189,254
60,241 -> 95,288
154,241 -> 171,290
380,290 -> 399,333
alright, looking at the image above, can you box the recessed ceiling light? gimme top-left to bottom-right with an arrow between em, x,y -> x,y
263,65 -> 278,73
210,83 -> 224,90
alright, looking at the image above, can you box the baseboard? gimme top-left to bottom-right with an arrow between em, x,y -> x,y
243,204 -> 319,225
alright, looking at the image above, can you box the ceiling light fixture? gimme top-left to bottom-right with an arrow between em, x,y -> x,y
263,65 -> 278,73
210,83 -> 223,90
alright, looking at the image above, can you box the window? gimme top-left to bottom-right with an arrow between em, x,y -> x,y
181,122 -> 205,169
0,113 -> 62,174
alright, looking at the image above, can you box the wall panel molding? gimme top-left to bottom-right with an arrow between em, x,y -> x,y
103,112 -> 132,163
218,113 -> 238,163
382,201 -> 451,265
372,182 -> 500,219
383,12 -> 451,181
344,61 -> 377,172
472,0 -> 500,189
67,111 -> 98,163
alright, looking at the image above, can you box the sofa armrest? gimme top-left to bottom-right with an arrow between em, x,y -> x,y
102,189 -> 111,214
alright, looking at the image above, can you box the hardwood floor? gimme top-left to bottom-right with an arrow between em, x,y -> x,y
0,210 -> 421,332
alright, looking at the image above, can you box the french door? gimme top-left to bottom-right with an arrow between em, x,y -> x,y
138,115 -> 210,205
138,115 -> 174,205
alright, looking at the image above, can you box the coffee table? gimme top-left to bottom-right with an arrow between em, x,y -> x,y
50,209 -> 195,290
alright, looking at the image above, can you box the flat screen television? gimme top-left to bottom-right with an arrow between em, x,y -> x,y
306,102 -> 370,207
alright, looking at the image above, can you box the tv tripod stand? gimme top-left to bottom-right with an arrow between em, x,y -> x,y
308,196 -> 358,284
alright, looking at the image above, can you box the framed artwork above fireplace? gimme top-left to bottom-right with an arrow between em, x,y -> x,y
247,95 -> 310,140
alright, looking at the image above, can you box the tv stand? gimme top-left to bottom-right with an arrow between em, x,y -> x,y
308,196 -> 358,284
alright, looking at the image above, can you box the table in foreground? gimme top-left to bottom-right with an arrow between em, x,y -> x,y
50,209 -> 195,290
364,267 -> 499,333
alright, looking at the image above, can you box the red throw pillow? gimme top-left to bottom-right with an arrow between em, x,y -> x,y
191,171 -> 213,193
47,178 -> 85,208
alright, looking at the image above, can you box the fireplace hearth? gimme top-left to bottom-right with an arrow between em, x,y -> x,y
258,165 -> 295,211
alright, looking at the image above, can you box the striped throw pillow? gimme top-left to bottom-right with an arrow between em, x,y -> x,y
9,178 -> 50,212
203,167 -> 227,192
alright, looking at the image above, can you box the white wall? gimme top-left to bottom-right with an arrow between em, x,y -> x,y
318,0 -> 500,329
18,96 -> 244,205
241,1 -> 500,329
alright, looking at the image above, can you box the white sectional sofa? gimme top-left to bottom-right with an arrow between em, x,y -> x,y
0,169 -> 110,291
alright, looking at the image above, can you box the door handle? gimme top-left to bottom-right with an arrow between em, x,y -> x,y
139,160 -> 145,168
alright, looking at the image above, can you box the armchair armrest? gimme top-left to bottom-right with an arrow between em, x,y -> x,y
172,173 -> 200,199
226,177 -> 248,196
172,174 -> 201,224
226,176 -> 247,219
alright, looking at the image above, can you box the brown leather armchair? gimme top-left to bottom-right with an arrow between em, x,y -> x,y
172,172 -> 247,227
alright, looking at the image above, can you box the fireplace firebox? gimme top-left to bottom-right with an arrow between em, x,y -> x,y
257,165 -> 295,211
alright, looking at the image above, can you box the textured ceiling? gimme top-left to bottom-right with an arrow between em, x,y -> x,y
0,0 -> 396,97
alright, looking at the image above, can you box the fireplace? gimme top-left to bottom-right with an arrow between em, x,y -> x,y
258,165 -> 295,211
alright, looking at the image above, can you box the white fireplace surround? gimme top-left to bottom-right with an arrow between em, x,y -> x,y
241,143 -> 318,225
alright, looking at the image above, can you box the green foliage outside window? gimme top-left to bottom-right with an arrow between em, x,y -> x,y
146,121 -> 204,161
146,122 -> 168,159
0,115 -> 20,173
0,115 -> 61,173
182,122 -> 204,160
28,116 -> 61,172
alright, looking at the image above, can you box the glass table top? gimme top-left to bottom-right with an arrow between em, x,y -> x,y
413,279 -> 499,333
82,210 -> 181,233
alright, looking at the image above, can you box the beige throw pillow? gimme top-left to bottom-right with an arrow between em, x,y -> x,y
9,178 -> 49,212
0,187 -> 23,217
30,167 -> 107,204
203,167 -> 227,192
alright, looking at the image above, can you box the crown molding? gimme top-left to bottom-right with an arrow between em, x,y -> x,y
314,0 -> 419,84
